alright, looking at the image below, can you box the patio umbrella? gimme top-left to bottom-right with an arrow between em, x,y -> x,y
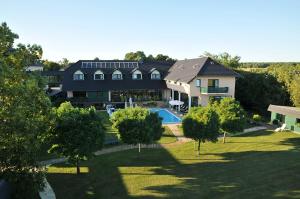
169,100 -> 184,106
169,100 -> 184,111
129,97 -> 133,108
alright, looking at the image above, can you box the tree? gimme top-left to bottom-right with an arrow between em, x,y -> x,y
182,107 -> 220,155
290,76 -> 300,107
155,54 -> 176,63
203,52 -> 241,68
124,51 -> 176,63
59,58 -> 70,68
49,102 -> 105,174
267,64 -> 300,107
145,112 -> 164,141
235,69 -> 290,115
43,60 -> 62,71
0,22 -> 18,55
110,107 -> 149,129
111,108 -> 163,152
125,51 -> 147,61
0,22 -> 52,198
211,98 -> 246,143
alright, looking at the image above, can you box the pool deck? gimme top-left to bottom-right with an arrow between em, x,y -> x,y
165,107 -> 184,120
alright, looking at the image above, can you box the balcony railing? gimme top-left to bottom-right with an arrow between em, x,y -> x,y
200,87 -> 229,94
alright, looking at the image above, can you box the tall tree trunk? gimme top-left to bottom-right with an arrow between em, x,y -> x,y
223,132 -> 226,144
197,140 -> 201,156
76,158 -> 80,175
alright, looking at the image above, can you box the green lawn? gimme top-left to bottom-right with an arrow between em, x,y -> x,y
97,111 -> 118,133
158,126 -> 177,144
47,131 -> 300,198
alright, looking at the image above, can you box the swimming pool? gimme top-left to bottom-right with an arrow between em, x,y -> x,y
149,108 -> 182,124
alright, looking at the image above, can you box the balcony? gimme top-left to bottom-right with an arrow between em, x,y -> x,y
200,87 -> 229,94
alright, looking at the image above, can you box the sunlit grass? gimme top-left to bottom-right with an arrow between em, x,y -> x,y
157,126 -> 177,144
48,166 -> 89,174
47,130 -> 300,199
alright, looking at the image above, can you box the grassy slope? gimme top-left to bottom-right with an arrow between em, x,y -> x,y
47,131 -> 300,199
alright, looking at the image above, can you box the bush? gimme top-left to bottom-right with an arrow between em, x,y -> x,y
49,102 -> 105,174
252,114 -> 262,122
182,106 -> 220,155
111,108 -> 163,152
210,98 -> 246,143
110,107 -> 149,130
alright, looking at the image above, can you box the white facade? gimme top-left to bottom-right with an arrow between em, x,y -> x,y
166,76 -> 236,107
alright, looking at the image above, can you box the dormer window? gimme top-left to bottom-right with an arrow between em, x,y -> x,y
196,79 -> 201,87
94,70 -> 104,80
151,70 -> 161,80
73,70 -> 84,80
112,70 -> 122,80
132,70 -> 142,80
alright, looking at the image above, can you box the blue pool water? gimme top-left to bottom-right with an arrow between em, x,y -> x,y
149,108 -> 182,124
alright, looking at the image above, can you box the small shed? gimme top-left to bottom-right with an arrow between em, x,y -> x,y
268,105 -> 300,132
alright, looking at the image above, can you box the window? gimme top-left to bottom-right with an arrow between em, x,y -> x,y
112,70 -> 122,80
191,97 -> 199,107
296,118 -> 300,124
132,70 -> 142,80
208,79 -> 219,87
151,70 -> 161,80
73,91 -> 86,98
73,70 -> 84,80
94,70 -> 104,80
196,79 -> 201,87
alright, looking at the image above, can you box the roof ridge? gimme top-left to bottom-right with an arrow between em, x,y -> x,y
176,56 -> 209,62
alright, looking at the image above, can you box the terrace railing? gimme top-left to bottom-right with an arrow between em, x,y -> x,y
200,87 -> 229,94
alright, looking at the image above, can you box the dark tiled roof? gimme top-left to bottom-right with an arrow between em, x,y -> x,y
62,60 -> 172,91
164,57 -> 240,83
268,105 -> 300,118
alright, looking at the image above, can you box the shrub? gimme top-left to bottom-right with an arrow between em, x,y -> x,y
49,102 -> 105,174
111,107 -> 163,152
182,106 -> 220,155
211,98 -> 246,143
110,107 -> 149,130
253,114 -> 262,122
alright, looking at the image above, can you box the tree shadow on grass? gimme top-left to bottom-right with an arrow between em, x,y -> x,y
234,130 -> 274,137
138,137 -> 300,198
47,136 -> 300,199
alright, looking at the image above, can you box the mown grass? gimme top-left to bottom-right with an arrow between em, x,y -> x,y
97,111 -> 118,133
47,130 -> 300,198
157,126 -> 177,144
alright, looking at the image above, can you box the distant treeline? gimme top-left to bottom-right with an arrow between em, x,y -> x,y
240,62 -> 300,68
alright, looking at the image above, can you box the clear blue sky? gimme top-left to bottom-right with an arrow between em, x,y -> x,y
1,0 -> 300,62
